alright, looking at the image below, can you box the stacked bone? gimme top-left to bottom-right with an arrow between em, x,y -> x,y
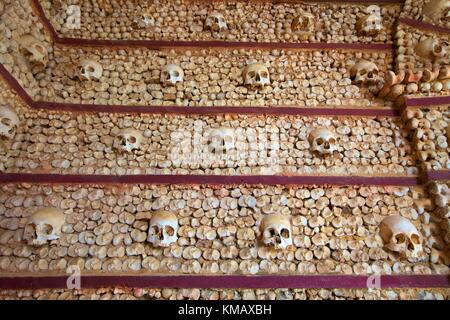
40,0 -> 399,43
378,65 -> 450,104
401,0 -> 450,29
0,0 -> 52,97
427,182 -> 450,265
402,108 -> 449,170
1,184 -> 447,275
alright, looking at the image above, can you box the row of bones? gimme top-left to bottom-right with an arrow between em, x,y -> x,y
63,4 -> 384,38
24,207 -> 424,260
0,104 -> 336,157
6,1 -> 449,266
18,36 -> 450,96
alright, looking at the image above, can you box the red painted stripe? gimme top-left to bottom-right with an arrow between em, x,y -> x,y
35,101 -> 399,117
0,173 -> 420,186
399,17 -> 450,35
425,170 -> 450,182
30,0 -> 394,51
57,37 -> 394,51
404,95 -> 450,108
0,64 -> 34,107
0,275 -> 447,290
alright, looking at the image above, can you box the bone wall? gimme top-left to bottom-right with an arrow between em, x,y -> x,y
0,0 -> 53,98
1,287 -> 449,300
401,0 -> 450,29
403,107 -> 450,171
0,183 -> 448,275
33,46 -> 391,107
0,105 -> 418,177
39,0 -> 400,43
395,23 -> 450,71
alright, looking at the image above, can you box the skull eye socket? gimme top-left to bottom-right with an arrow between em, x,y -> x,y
394,233 -> 406,244
248,71 -> 256,78
128,136 -> 137,144
26,224 -> 37,238
165,226 -> 175,237
1,118 -> 12,127
268,228 -> 276,237
329,138 -> 336,144
260,71 -> 268,78
316,138 -> 324,146
172,71 -> 179,77
151,225 -> 163,239
43,224 -> 53,235
280,228 -> 290,239
86,66 -> 95,73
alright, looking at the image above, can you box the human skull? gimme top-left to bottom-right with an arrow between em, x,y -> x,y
379,215 -> 423,260
356,14 -> 383,37
148,211 -> 178,247
205,12 -> 227,32
349,59 -> 379,85
0,105 -> 19,142
243,63 -> 270,88
23,208 -> 65,246
308,128 -> 337,156
415,38 -> 449,60
114,128 -> 143,153
206,127 -> 235,154
65,5 -> 81,29
161,64 -> 184,86
132,13 -> 155,29
423,0 -> 450,22
260,214 -> 292,249
77,59 -> 103,81
291,12 -> 315,33
19,35 -> 48,68
366,5 -> 381,16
